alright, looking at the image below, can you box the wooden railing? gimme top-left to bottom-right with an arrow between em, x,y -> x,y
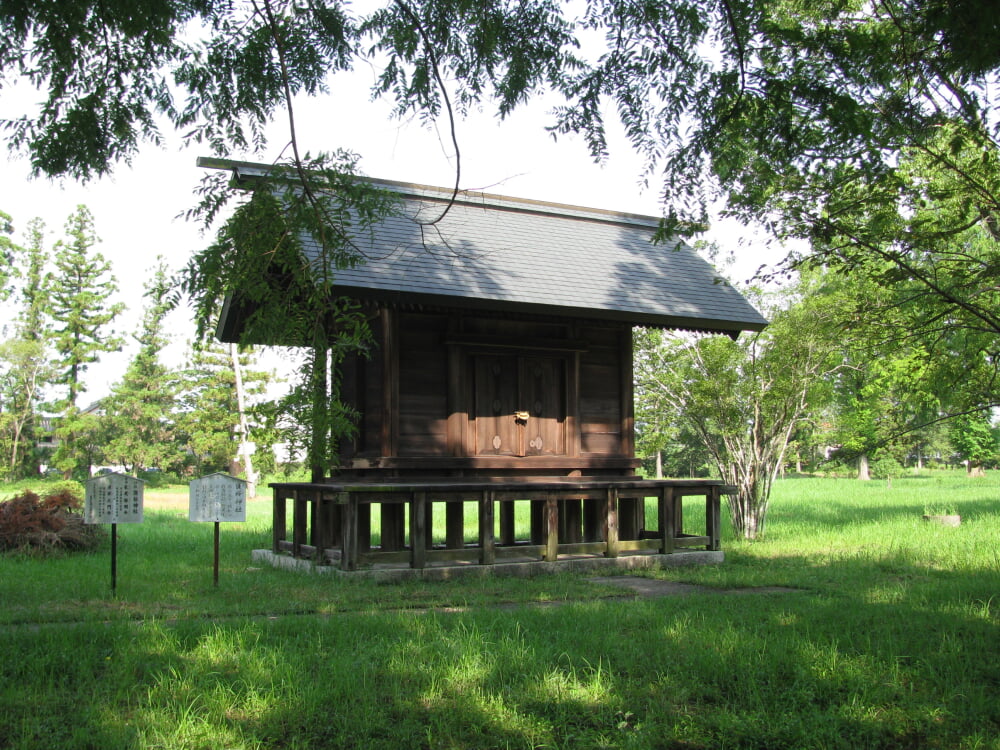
269,478 -> 733,571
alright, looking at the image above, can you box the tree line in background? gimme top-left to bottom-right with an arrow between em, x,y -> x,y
0,204 -> 295,484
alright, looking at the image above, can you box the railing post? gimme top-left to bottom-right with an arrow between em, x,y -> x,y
292,491 -> 307,558
411,492 -> 427,569
708,486 -> 722,551
479,490 -> 496,565
359,503 -> 371,553
310,490 -> 321,559
340,492 -> 357,571
660,485 -> 676,554
604,488 -> 619,558
499,500 -> 515,546
272,488 -> 287,554
545,495 -> 559,562
446,500 -> 465,549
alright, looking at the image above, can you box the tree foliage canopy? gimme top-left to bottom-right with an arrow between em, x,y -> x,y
5,1 -> 997,294
4,0 -> 997,225
102,260 -> 182,473
636,277 -> 843,539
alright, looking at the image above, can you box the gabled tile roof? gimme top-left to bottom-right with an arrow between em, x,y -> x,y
204,159 -> 767,337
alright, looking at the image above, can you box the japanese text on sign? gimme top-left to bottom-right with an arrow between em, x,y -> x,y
84,474 -> 144,524
189,474 -> 247,523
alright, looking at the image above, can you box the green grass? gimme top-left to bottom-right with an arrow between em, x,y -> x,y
2,472 -> 998,749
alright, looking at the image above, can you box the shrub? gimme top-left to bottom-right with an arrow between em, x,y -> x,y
869,455 -> 904,480
0,488 -> 103,553
44,479 -> 85,500
138,469 -> 181,488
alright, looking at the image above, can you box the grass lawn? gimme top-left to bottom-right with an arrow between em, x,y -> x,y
1,472 -> 998,749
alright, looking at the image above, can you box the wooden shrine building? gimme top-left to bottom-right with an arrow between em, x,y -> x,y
203,158 -> 768,574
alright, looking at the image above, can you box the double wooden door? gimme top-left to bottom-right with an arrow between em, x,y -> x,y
474,354 -> 566,456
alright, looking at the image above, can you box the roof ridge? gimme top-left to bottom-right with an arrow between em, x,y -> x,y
197,156 -> 663,231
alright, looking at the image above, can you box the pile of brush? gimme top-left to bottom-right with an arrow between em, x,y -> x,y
0,489 -> 104,553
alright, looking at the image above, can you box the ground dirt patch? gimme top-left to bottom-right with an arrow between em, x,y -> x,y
588,576 -> 805,598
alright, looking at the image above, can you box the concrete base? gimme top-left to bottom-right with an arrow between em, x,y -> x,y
250,548 -> 724,582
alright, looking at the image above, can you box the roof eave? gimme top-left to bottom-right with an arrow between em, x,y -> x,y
329,285 -> 767,336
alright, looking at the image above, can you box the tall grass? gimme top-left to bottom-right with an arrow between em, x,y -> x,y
1,472 -> 998,749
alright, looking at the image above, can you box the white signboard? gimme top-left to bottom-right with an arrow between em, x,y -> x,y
84,473 -> 144,524
189,473 -> 247,523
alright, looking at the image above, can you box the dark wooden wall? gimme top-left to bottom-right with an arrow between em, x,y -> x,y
338,307 -> 638,479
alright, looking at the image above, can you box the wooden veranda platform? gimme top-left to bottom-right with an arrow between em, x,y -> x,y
269,478 -> 732,571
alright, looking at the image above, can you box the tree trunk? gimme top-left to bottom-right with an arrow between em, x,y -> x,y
857,453 -> 871,481
967,461 -> 986,478
655,450 -> 663,479
724,466 -> 770,541
729,488 -> 766,540
230,343 -> 257,497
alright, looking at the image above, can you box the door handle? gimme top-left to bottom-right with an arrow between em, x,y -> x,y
514,410 -> 530,423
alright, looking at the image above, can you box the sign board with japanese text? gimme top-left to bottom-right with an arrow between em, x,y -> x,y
188,473 -> 247,523
84,473 -> 144,524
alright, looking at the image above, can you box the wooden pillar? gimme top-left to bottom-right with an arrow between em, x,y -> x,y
561,499 -> 582,543
341,493 -> 358,571
499,501 -> 515,545
310,491 -> 322,558
446,501 -> 465,549
545,496 -> 559,561
272,489 -> 287,553
292,492 -> 307,558
619,326 -> 635,457
618,497 -> 640,540
320,501 -> 341,552
425,499 -> 435,550
410,492 -> 427,569
604,488 -> 619,558
381,504 -> 405,551
530,500 -> 545,544
309,343 -> 331,484
708,486 -> 722,551
381,308 -> 398,459
479,491 -> 495,565
660,486 -> 676,554
308,491 -> 323,547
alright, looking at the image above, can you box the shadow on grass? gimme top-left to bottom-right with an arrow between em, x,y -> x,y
3,546 -> 999,749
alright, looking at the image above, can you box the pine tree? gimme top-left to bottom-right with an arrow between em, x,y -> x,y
47,205 -> 124,477
0,216 -> 56,478
102,260 -> 181,474
176,339 -> 275,478
18,218 -> 50,344
0,210 -> 17,304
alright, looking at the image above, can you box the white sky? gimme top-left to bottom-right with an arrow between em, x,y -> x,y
1,63 -> 784,402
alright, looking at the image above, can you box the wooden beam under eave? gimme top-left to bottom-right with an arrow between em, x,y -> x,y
620,325 -> 635,460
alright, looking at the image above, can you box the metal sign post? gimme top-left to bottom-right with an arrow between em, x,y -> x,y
213,521 -> 221,586
189,473 -> 248,586
84,473 -> 144,594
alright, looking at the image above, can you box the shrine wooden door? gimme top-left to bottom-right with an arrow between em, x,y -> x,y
474,355 -> 566,456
